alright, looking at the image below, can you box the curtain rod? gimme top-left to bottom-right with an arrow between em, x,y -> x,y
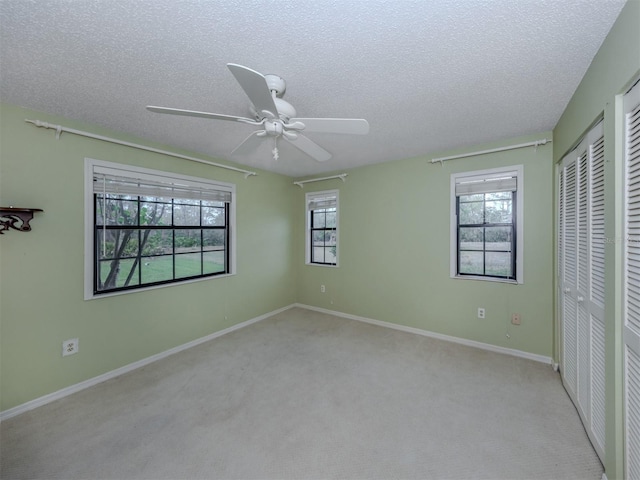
24,119 -> 257,178
293,173 -> 347,188
430,138 -> 552,165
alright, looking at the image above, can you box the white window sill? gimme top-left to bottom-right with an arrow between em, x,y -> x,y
84,272 -> 236,300
452,275 -> 520,285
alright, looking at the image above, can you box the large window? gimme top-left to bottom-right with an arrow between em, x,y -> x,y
85,159 -> 235,298
306,190 -> 338,266
450,166 -> 523,283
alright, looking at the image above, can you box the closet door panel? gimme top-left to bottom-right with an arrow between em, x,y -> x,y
558,120 -> 605,462
623,81 -> 640,480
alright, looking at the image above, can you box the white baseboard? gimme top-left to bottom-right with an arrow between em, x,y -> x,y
295,303 -> 553,365
2,303 -> 554,421
0,304 -> 295,421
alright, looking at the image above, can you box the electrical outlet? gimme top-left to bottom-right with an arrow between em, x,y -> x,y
62,338 -> 79,356
511,313 -> 521,325
477,308 -> 485,319
321,284 -> 326,293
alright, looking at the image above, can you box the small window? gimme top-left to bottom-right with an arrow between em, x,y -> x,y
85,159 -> 235,299
450,166 -> 523,283
306,190 -> 339,266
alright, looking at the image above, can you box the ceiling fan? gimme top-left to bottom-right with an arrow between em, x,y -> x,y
147,63 -> 369,162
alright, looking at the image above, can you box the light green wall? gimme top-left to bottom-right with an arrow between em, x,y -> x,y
0,104 -> 297,411
295,132 -> 554,358
553,1 -> 640,478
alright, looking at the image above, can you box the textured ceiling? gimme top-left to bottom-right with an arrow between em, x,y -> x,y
0,0 -> 627,177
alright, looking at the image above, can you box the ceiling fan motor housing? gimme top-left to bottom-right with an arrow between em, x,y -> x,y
264,120 -> 284,136
249,97 -> 297,121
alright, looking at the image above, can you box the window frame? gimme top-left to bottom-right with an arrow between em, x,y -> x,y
305,189 -> 339,267
450,165 -> 524,284
84,158 -> 236,300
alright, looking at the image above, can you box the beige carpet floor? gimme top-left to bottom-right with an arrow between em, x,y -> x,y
1,307 -> 602,479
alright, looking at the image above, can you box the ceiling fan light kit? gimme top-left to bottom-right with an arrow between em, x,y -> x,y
147,63 -> 369,163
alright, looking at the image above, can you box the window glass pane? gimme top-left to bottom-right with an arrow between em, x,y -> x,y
97,195 -> 138,226
313,230 -> 326,245
486,191 -> 511,200
325,230 -> 336,247
141,255 -> 173,283
97,228 -> 139,260
141,230 -> 172,256
486,252 -> 512,277
324,247 -> 337,264
325,210 -> 337,228
312,246 -> 325,263
460,227 -> 483,250
204,251 -> 226,274
173,204 -> 200,226
140,196 -> 165,203
485,199 -> 512,223
99,259 -> 139,289
459,201 -> 484,224
140,201 -> 172,226
203,229 -> 225,251
460,193 -> 483,202
485,226 -> 512,251
459,251 -> 484,274
175,253 -> 202,278
175,229 -> 201,253
313,211 -> 326,228
202,207 -> 225,226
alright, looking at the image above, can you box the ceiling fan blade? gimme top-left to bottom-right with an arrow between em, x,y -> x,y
291,118 -> 370,135
227,64 -> 279,119
147,106 -> 254,123
284,133 -> 332,162
231,130 -> 264,157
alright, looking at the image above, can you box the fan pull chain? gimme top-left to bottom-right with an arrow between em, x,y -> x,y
272,136 -> 279,161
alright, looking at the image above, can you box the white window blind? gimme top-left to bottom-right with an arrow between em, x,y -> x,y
93,166 -> 232,203
307,193 -> 337,210
454,174 -> 517,196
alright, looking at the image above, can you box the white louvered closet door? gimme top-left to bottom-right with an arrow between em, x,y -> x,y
558,120 -> 606,461
623,79 -> 640,480
560,155 -> 578,395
